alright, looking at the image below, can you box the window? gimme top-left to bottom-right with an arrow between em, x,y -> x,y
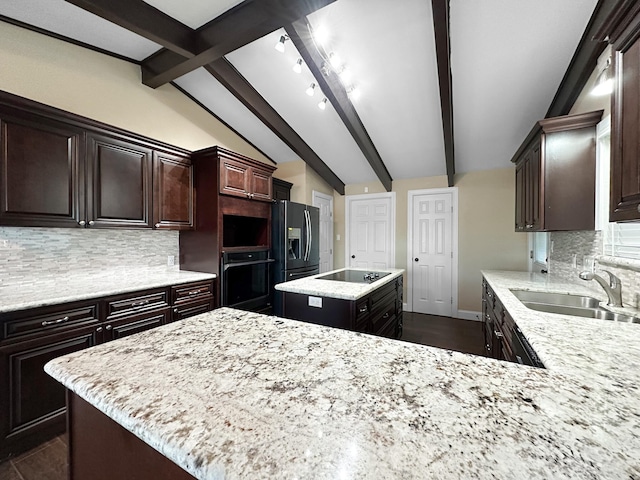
597,115 -> 640,259
531,232 -> 549,272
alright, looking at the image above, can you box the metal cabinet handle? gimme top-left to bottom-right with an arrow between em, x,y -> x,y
526,224 -> 533,229
359,306 -> 368,313
485,314 -> 490,321
42,316 -> 70,327
132,300 -> 150,308
494,330 -> 504,340
382,312 -> 390,319
78,220 -> 86,226
96,327 -> 103,333
173,308 -> 179,314
188,290 -> 202,296
88,220 -> 95,226
155,223 -> 160,228
105,325 -> 112,331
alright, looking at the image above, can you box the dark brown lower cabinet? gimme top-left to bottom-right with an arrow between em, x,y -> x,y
67,392 -> 196,480
282,276 -> 403,339
0,325 -> 99,459
0,279 -> 215,461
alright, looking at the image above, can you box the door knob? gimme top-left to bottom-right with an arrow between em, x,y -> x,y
414,258 -> 419,262
351,255 -> 355,259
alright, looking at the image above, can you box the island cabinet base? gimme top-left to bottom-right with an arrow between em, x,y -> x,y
67,391 -> 196,480
282,276 -> 403,338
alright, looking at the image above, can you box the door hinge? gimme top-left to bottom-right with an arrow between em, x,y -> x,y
330,249 -> 333,255
450,251 -> 453,258
451,297 -> 453,304
451,206 -> 453,212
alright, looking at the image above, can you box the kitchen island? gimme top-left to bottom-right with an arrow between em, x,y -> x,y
275,267 -> 404,337
45,292 -> 640,479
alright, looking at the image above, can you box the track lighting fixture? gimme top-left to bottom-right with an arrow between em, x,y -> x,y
293,58 -> 303,74
318,98 -> 328,110
329,52 -> 341,69
592,58 -> 612,96
347,85 -> 360,101
275,35 -> 288,53
306,83 -> 316,96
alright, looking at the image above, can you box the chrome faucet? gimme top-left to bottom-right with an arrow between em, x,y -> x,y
579,270 -> 623,307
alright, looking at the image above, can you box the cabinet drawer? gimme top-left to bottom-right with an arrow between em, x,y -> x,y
105,289 -> 168,320
2,303 -> 99,341
107,309 -> 170,341
371,297 -> 397,335
171,299 -> 214,322
370,280 -> 396,307
171,281 -> 214,305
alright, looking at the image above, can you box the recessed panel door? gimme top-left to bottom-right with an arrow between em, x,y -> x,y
348,195 -> 393,269
412,193 -> 453,316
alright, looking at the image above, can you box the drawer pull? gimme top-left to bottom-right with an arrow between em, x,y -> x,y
382,313 -> 390,319
188,290 -> 203,296
105,325 -> 112,331
494,330 -> 504,340
132,300 -> 150,308
42,316 -> 70,327
359,306 -> 368,314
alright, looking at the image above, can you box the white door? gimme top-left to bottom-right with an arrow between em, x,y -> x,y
347,193 -> 395,269
312,191 -> 333,273
411,192 -> 453,316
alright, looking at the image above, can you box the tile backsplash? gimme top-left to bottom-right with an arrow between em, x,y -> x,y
0,227 -> 178,285
550,230 -> 640,308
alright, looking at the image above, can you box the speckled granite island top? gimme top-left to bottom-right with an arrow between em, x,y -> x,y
46,302 -> 640,479
0,267 -> 216,312
274,267 -> 404,300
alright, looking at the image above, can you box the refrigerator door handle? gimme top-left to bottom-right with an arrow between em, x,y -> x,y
308,209 -> 313,262
304,210 -> 311,261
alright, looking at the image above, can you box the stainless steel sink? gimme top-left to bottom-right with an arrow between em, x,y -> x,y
510,290 -> 600,308
510,289 -> 640,323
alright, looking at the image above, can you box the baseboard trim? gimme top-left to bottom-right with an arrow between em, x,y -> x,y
457,310 -> 481,322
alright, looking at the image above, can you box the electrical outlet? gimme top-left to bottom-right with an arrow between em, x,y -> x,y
167,255 -> 175,266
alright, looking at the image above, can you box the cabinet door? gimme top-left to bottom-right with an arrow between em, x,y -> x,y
250,167 -> 273,202
611,34 -> 640,221
528,141 -> 542,230
153,152 -> 194,230
0,113 -> 85,227
0,325 -> 99,457
515,160 -> 526,231
219,156 -> 250,199
86,133 -> 153,228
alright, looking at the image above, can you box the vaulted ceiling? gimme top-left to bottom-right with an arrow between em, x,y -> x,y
0,0 -> 605,194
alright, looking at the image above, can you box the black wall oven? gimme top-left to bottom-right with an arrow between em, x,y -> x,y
221,249 -> 274,313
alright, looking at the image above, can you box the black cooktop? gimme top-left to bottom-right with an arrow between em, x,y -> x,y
316,270 -> 391,284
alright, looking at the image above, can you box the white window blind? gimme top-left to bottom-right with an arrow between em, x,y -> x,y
604,223 -> 640,259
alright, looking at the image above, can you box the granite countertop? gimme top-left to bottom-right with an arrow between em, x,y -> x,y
46,292 -> 640,479
0,267 -> 216,313
274,267 -> 404,300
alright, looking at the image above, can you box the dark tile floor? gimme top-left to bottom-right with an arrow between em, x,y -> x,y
0,436 -> 67,480
0,312 -> 483,478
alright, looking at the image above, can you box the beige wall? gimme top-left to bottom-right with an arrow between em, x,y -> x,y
0,21 -> 270,162
456,168 -> 528,310
274,160 -> 334,205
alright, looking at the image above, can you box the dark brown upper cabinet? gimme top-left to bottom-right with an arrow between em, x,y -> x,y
153,152 -> 194,230
272,177 -> 293,201
218,148 -> 275,202
513,110 -> 603,232
86,133 -> 153,229
0,91 -> 193,230
0,111 -> 85,227
600,3 -> 640,221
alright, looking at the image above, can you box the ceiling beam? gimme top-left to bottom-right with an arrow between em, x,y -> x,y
285,20 -> 393,192
141,0 -> 337,89
63,0 -> 195,58
205,59 -> 345,195
431,0 -> 455,187
545,0 -> 619,117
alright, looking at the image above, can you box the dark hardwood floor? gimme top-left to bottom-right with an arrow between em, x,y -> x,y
0,312 -> 484,478
400,311 -> 485,356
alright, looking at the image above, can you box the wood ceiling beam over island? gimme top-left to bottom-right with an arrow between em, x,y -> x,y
285,20 -> 393,192
140,0 -> 337,89
431,0 -> 455,187
63,0 -> 195,58
205,60 -> 345,195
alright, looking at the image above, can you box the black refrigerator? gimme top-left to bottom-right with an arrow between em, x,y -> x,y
271,200 -> 320,316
